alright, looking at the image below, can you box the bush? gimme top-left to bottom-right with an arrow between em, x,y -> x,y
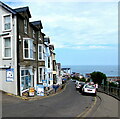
90,71 -> 107,85
79,78 -> 86,82
72,76 -> 80,80
109,82 -> 117,87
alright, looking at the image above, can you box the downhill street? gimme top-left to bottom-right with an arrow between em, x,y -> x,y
2,81 -> 95,117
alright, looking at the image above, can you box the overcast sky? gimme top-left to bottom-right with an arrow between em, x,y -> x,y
3,0 -> 118,65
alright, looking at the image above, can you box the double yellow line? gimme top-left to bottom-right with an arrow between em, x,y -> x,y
76,96 -> 97,118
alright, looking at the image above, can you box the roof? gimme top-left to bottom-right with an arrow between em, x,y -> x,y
30,21 -> 43,29
14,7 -> 31,18
0,1 -> 16,14
0,2 -> 31,18
49,44 -> 54,50
61,68 -> 71,70
41,32 -> 46,36
44,37 -> 50,44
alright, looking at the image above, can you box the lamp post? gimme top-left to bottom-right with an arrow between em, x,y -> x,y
103,79 -> 105,91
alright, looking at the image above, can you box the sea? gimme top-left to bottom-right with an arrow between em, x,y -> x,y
62,65 -> 119,77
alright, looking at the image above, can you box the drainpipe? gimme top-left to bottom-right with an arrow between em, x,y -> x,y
16,16 -> 20,96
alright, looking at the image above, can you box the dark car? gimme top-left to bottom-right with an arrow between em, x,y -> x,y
76,82 -> 85,92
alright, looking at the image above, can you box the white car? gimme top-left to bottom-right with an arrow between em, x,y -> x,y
82,84 -> 97,96
75,80 -> 80,86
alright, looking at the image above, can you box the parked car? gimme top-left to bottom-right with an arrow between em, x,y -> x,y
76,82 -> 85,92
75,80 -> 80,86
82,84 -> 97,96
72,79 -> 76,82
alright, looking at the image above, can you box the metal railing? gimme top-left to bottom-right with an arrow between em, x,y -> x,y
98,85 -> 120,101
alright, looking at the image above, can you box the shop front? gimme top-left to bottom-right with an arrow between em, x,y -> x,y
20,67 -> 34,96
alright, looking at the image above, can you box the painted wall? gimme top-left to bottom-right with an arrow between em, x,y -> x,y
0,6 -> 18,95
44,45 -> 53,88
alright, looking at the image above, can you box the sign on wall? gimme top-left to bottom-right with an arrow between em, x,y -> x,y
6,68 -> 14,82
42,80 -> 48,87
36,85 -> 44,96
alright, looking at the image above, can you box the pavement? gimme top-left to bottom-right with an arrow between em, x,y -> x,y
86,91 -> 119,118
1,84 -> 66,101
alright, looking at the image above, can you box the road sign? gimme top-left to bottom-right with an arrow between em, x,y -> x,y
6,68 -> 14,82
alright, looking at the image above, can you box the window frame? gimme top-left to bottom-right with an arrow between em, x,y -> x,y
2,35 -> 12,59
38,67 -> 45,83
48,57 -> 50,68
38,44 -> 44,61
24,19 -> 28,34
2,14 -> 12,32
33,30 -> 35,38
23,38 -> 34,60
20,68 -> 33,95
38,32 -> 42,41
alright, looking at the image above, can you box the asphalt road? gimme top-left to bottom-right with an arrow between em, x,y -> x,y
86,92 -> 118,117
2,80 -> 95,117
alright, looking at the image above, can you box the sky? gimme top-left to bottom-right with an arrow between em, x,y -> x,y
2,0 -> 118,66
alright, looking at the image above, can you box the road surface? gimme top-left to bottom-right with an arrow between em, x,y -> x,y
2,81 -> 95,117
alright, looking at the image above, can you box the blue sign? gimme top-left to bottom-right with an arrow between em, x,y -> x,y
62,78 -> 67,81
36,85 -> 44,96
42,80 -> 48,87
50,78 -> 53,80
6,68 -> 14,82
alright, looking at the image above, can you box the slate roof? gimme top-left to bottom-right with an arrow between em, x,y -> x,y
61,68 -> 71,70
0,1 -> 31,18
0,1 -> 16,14
14,6 -> 31,18
41,32 -> 46,36
44,37 -> 50,43
49,45 -> 54,50
30,21 -> 43,29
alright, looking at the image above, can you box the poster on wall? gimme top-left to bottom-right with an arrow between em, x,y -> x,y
36,85 -> 44,96
6,68 -> 14,82
42,80 -> 48,87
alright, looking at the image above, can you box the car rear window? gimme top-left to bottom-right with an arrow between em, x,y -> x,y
85,85 -> 95,89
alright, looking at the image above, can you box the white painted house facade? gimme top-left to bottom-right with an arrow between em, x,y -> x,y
44,37 -> 53,89
0,2 -> 18,95
0,2 -> 61,96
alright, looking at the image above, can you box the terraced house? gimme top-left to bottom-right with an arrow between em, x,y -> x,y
0,1 -> 61,96
44,37 -> 53,89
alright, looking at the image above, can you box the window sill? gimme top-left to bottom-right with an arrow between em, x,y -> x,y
38,59 -> 45,61
2,58 -> 12,60
24,58 -> 35,61
2,29 -> 12,32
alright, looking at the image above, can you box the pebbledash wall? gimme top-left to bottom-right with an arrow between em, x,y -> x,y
0,3 -> 18,95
